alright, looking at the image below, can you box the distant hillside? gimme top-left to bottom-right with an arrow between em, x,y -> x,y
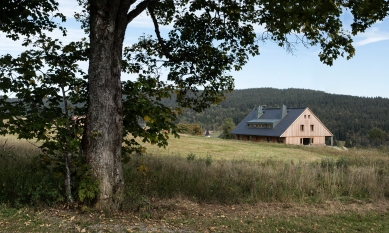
4,88 -> 388,147
176,88 -> 389,147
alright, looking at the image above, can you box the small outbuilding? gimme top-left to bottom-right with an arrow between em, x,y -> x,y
231,105 -> 333,146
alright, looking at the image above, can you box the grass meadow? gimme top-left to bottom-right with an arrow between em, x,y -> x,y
1,133 -> 389,232
126,134 -> 389,204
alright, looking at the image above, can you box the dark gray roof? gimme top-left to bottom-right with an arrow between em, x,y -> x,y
231,107 -> 306,137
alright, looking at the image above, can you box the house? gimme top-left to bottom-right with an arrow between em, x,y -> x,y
231,105 -> 333,146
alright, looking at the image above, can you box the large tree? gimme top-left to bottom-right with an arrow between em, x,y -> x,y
1,0 -> 388,210
85,0 -> 389,210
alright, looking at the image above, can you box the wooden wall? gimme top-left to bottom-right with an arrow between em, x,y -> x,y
284,136 -> 326,145
281,108 -> 333,137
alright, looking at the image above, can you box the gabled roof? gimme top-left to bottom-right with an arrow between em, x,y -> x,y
231,107 -> 306,137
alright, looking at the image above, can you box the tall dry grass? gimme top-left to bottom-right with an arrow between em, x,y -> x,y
123,153 -> 389,209
1,135 -> 389,208
0,135 -> 41,156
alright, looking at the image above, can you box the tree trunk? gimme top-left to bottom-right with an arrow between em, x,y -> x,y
85,1 -> 130,210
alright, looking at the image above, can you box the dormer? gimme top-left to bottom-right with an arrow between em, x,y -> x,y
246,105 -> 289,129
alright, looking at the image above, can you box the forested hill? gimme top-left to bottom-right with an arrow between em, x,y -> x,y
4,88 -> 388,147
176,88 -> 389,147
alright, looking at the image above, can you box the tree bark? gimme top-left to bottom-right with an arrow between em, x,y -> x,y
85,0 -> 130,210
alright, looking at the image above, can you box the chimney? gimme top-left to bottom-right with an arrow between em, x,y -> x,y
257,105 -> 263,119
281,105 -> 287,119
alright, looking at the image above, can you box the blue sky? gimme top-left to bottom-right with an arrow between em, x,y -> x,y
1,1 -> 388,98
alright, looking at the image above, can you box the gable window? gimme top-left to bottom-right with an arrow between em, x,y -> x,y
308,115 -> 311,119
300,125 -> 304,131
304,115 -> 306,119
310,125 -> 314,131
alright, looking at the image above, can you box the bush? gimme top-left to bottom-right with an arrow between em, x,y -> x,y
320,158 -> 335,172
0,154 -> 64,207
187,153 -> 196,161
176,123 -> 202,135
219,118 -> 235,139
205,154 -> 213,166
336,157 -> 349,169
0,152 -> 98,207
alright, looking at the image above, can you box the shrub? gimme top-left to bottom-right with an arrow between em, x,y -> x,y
0,152 -> 98,207
0,154 -> 64,207
320,158 -> 335,172
187,153 -> 196,161
176,123 -> 202,135
219,118 -> 235,139
205,154 -> 213,166
336,157 -> 349,169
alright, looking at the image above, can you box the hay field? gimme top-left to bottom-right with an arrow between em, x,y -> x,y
136,133 -> 352,162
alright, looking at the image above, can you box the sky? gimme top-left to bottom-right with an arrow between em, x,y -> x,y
1,1 -> 389,99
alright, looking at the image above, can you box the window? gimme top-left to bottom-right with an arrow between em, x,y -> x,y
308,115 -> 311,119
312,138 -> 314,143
300,125 -> 304,131
304,115 -> 306,119
300,138 -> 302,144
310,125 -> 314,131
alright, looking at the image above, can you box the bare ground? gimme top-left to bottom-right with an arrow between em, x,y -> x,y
1,198 -> 389,232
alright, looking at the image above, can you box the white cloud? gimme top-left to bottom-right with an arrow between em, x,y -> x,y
0,27 -> 87,56
354,27 -> 389,47
0,37 -> 26,55
129,12 -> 154,28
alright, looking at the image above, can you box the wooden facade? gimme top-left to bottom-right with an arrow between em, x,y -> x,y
280,108 -> 332,146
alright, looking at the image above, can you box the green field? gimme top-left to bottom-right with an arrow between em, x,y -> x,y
1,134 -> 389,232
137,133 -> 384,162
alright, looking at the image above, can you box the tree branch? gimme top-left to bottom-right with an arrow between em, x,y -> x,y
148,4 -> 178,62
127,0 -> 155,24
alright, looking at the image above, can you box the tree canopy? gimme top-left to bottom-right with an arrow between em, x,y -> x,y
0,0 -> 66,41
220,118 -> 236,139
